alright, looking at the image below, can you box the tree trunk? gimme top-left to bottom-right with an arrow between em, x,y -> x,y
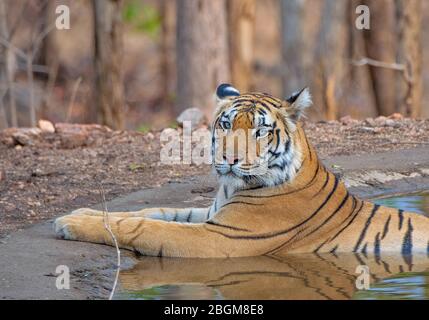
228,0 -> 255,92
0,0 -> 17,127
314,0 -> 348,120
362,0 -> 397,116
396,0 -> 423,118
159,0 -> 176,107
280,0 -> 306,97
176,0 -> 230,118
93,0 -> 125,130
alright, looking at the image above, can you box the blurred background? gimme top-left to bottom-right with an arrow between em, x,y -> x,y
0,0 -> 428,131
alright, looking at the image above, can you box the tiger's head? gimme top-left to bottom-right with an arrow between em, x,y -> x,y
212,83 -> 312,189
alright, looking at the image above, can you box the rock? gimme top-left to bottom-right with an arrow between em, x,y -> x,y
384,119 -> 398,128
364,118 -> 376,127
60,132 -> 88,149
55,123 -> 112,135
0,170 -> 5,182
388,113 -> 404,120
339,115 -> 358,126
176,108 -> 207,130
358,126 -> 383,134
374,116 -> 388,126
38,120 -> 55,133
9,128 -> 41,146
55,123 -> 112,149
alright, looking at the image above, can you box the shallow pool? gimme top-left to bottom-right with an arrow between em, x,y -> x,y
116,192 -> 429,300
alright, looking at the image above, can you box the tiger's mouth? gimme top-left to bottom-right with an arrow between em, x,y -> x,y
214,158 -> 269,177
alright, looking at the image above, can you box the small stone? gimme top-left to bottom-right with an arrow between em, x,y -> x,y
176,108 -> 207,130
61,132 -> 88,149
146,132 -> 154,140
6,128 -> 42,146
374,116 -> 388,126
340,115 -> 358,126
38,119 -> 55,133
388,113 -> 404,120
384,119 -> 398,127
364,118 -> 376,127
0,170 -> 5,182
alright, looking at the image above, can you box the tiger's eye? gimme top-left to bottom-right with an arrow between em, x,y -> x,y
221,121 -> 231,130
255,128 -> 269,138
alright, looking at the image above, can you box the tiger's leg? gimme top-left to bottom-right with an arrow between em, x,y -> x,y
68,207 -> 212,223
53,215 -> 269,258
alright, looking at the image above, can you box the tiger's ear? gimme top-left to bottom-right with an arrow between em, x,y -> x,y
282,87 -> 312,123
216,83 -> 240,101
214,84 -> 240,115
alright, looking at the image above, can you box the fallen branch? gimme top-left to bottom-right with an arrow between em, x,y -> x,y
98,183 -> 121,300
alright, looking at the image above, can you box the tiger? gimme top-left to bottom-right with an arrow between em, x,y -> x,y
54,83 -> 429,258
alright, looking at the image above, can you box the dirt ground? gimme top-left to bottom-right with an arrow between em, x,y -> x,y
1,115 -> 428,238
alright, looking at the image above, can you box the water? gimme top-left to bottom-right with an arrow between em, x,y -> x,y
116,192 -> 429,300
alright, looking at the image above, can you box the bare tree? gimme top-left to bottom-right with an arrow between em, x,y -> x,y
159,0 -> 176,106
396,0 -> 423,117
0,0 -> 17,127
280,0 -> 307,97
314,0 -> 348,120
362,0 -> 397,116
228,0 -> 255,92
93,0 -> 125,130
176,0 -> 230,118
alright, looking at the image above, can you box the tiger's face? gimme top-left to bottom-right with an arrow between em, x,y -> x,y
212,84 -> 312,189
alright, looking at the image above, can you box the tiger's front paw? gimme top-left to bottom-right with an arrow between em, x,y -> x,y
54,215 -> 79,240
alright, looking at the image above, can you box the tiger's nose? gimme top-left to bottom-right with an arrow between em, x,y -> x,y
223,155 -> 240,165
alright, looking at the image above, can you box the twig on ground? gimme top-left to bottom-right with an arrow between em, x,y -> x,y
98,183 -> 121,300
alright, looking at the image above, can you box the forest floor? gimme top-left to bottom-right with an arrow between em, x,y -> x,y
1,115 -> 429,238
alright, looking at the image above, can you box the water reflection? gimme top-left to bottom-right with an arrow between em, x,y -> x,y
374,192 -> 429,217
117,253 -> 429,300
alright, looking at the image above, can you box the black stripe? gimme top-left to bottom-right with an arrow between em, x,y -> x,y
427,241 -> 429,257
187,210 -> 193,222
398,209 -> 404,230
157,245 -> 163,257
361,243 -> 368,257
330,245 -> 338,255
327,200 -> 364,244
304,134 -> 313,161
221,201 -> 264,208
205,220 -> 251,232
374,232 -> 381,256
315,171 -> 330,195
401,218 -> 413,255
381,215 -> 391,240
381,260 -> 392,274
353,204 -> 380,252
223,185 -> 228,199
